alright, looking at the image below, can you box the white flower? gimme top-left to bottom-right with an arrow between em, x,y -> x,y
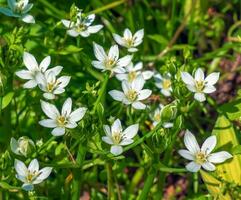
15,159 -> 52,191
181,68 -> 220,102
178,130 -> 232,172
62,11 -> 103,37
113,28 -> 144,52
16,52 -> 63,89
37,70 -> 71,100
10,137 -> 35,157
92,43 -> 132,74
154,73 -> 172,97
102,119 -> 139,155
109,75 -> 152,110
0,0 -> 35,23
150,104 -> 173,128
116,62 -> 153,83
39,98 -> 87,136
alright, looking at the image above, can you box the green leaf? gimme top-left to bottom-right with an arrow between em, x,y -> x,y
232,145 -> 241,155
219,98 -> 241,120
55,45 -> 83,55
0,181 -> 21,191
147,34 -> 168,45
2,92 -> 14,109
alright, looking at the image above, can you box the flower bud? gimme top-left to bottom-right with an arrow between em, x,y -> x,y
160,103 -> 177,123
10,137 -> 35,157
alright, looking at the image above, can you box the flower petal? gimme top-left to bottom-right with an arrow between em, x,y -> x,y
132,101 -> 146,110
178,149 -> 194,160
194,92 -> 206,102
15,159 -> 28,177
61,98 -> 72,116
113,33 -> 125,46
39,56 -> 51,72
10,138 -> 20,155
51,127 -> 65,136
67,29 -> 79,37
69,107 -> 87,122
103,125 -> 111,137
138,89 -> 152,100
108,90 -> 124,102
185,161 -> 201,172
205,72 -> 220,85
181,72 -> 195,85
201,135 -> 216,154
108,45 -> 119,61
110,145 -> 123,156
208,151 -> 232,163
184,130 -> 200,154
111,119 -> 122,134
195,68 -> 205,82
93,42 -> 107,61
40,100 -> 59,119
88,25 -> 103,33
201,162 -> 216,171
119,139 -> 133,146
23,79 -> 37,88
39,119 -> 57,128
33,167 -> 52,184
203,85 -> 216,94
28,159 -> 39,173
21,14 -> 35,24
117,55 -> 132,67
142,70 -> 153,80
23,52 -> 38,71
123,124 -> 139,139
102,136 -> 113,145
15,70 -> 32,80
132,75 -> 145,91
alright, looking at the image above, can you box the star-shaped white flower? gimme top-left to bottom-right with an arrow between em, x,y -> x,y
62,11 -> 103,37
154,73 -> 172,97
113,28 -> 144,52
150,104 -> 173,128
16,52 -> 63,89
15,159 -> 52,191
0,0 -> 35,23
178,130 -> 232,172
39,98 -> 87,136
102,119 -> 139,155
37,70 -> 71,100
92,43 -> 132,74
109,75 -> 152,110
10,137 -> 35,157
181,68 -> 219,102
116,62 -> 153,83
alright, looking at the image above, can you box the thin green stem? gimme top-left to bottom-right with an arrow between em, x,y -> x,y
107,162 -> 114,200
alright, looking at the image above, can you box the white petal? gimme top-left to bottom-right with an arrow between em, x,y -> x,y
116,73 -> 128,81
22,183 -> 34,191
113,66 -> 126,74
93,42 -> 107,61
132,75 -> 145,91
133,29 -> 144,44
65,122 -> 77,128
132,101 -> 146,110
39,56 -> 51,72
103,125 -> 111,137
123,124 -> 139,139
128,48 -> 138,52
102,136 -> 113,145
119,139 -> 133,145
67,29 -> 79,37
201,162 -> 216,171
123,28 -> 132,39
203,85 -> 216,94
15,70 -> 32,79
69,107 -> 87,122
205,72 -> 220,85
161,89 -> 171,97
10,138 -> 20,155
201,135 -> 216,154
163,122 -> 173,128
181,72 -> 195,85
40,100 -> 60,119
28,159 -> 39,173
142,71 -> 153,80
15,159 -> 28,177
23,79 -> 37,88
117,55 -> 132,67
195,68 -> 204,82
61,98 -> 72,116
185,161 -> 201,172
23,52 -> 38,71
61,19 -> 72,28
87,25 -> 103,33
178,149 -> 194,160
138,89 -> 152,100
43,93 -> 55,100
51,127 -> 65,136
111,119 -> 122,133
92,60 -> 105,70
110,145 -> 123,156
84,14 -> 95,25
108,90 -> 124,102
208,151 -> 232,163
21,14 -> 35,24
194,93 -> 206,102
33,167 -> 52,184
122,80 -> 131,94
108,45 -> 119,61
186,84 -> 196,92
184,130 -> 200,154
39,119 -> 57,128
46,66 -> 63,76
113,34 -> 125,46
79,31 -> 90,37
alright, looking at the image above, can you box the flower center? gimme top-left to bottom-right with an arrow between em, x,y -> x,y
105,59 -> 116,69
126,89 -> 138,102
162,79 -> 171,89
128,71 -> 137,82
57,116 -> 67,127
154,113 -> 161,122
125,38 -> 134,47
26,170 -> 39,183
112,131 -> 122,144
195,152 -> 207,164
76,23 -> 87,32
195,81 -> 205,92
15,1 -> 25,13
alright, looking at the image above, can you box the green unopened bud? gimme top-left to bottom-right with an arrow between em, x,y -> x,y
160,103 -> 177,122
151,128 -> 171,153
10,137 -> 35,157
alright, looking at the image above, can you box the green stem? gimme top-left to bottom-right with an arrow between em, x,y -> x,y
194,172 -> 198,193
107,162 -> 114,200
138,167 -> 157,200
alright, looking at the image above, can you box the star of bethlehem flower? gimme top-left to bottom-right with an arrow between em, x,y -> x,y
102,119 -> 139,155
109,75 -> 152,110
0,0 -> 35,23
16,52 -> 63,89
116,62 -> 153,83
154,73 -> 172,97
37,70 -> 71,100
113,28 -> 144,52
62,10 -> 103,37
178,130 -> 232,172
10,137 -> 35,157
15,159 -> 52,191
39,98 -> 87,136
92,42 -> 132,74
150,104 -> 173,128
181,68 -> 220,102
